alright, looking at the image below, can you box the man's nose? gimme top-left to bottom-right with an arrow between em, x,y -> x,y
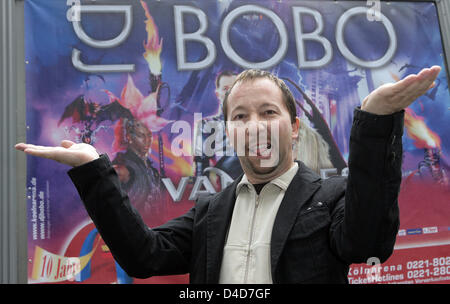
245,119 -> 269,144
245,116 -> 268,132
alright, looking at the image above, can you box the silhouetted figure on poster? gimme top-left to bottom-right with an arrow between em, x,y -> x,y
112,118 -> 163,215
193,70 -> 243,180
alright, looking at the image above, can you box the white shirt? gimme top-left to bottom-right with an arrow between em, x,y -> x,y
218,163 -> 299,283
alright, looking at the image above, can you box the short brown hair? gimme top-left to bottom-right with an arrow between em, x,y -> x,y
222,69 -> 297,124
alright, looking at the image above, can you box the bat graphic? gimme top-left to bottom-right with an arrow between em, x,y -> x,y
95,99 -> 134,123
58,95 -> 133,144
57,95 -> 97,126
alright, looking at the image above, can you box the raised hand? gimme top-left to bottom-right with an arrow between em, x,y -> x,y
361,66 -> 441,115
15,140 -> 99,167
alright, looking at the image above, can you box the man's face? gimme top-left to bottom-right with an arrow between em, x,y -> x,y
226,78 -> 299,183
216,75 -> 236,105
128,121 -> 153,158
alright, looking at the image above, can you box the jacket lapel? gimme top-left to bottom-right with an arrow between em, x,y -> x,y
270,162 -> 321,278
206,175 -> 241,283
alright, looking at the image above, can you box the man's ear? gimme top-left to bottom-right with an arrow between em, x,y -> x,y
292,117 -> 300,140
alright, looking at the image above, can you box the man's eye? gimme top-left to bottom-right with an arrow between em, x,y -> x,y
233,114 -> 245,120
264,110 -> 276,115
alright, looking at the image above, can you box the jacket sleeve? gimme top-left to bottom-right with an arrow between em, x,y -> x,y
329,107 -> 404,264
67,154 -> 194,278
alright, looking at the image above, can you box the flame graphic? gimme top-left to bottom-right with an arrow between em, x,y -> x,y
141,0 -> 163,75
389,71 -> 441,149
389,71 -> 400,82
404,108 -> 441,149
149,133 -> 193,176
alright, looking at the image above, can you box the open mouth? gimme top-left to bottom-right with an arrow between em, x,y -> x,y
249,143 -> 272,157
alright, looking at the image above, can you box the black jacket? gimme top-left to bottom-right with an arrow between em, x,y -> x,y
68,108 -> 404,283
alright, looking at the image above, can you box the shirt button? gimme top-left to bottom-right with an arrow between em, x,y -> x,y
317,202 -> 323,206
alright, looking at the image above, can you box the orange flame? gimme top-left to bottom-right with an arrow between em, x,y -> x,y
404,108 -> 441,149
149,133 -> 193,177
141,0 -> 163,75
390,71 -> 400,82
390,71 -> 441,149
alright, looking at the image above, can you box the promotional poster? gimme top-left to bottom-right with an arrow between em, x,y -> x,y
24,0 -> 450,284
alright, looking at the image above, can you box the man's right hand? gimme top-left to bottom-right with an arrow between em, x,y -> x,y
15,140 -> 99,167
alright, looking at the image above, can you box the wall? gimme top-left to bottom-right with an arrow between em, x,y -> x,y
0,0 -> 27,284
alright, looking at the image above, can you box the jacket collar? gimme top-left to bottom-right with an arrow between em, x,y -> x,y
236,162 -> 299,194
205,161 -> 320,283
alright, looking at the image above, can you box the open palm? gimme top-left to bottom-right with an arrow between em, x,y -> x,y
361,66 -> 441,115
15,140 -> 99,167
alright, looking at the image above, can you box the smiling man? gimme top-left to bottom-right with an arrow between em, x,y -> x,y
16,66 -> 441,283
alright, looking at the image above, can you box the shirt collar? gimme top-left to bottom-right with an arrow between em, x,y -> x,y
236,162 -> 299,195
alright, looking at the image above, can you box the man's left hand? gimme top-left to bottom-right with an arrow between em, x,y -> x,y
361,65 -> 441,115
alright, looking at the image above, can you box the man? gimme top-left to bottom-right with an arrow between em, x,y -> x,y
193,70 -> 243,180
16,66 -> 441,283
112,118 -> 162,215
